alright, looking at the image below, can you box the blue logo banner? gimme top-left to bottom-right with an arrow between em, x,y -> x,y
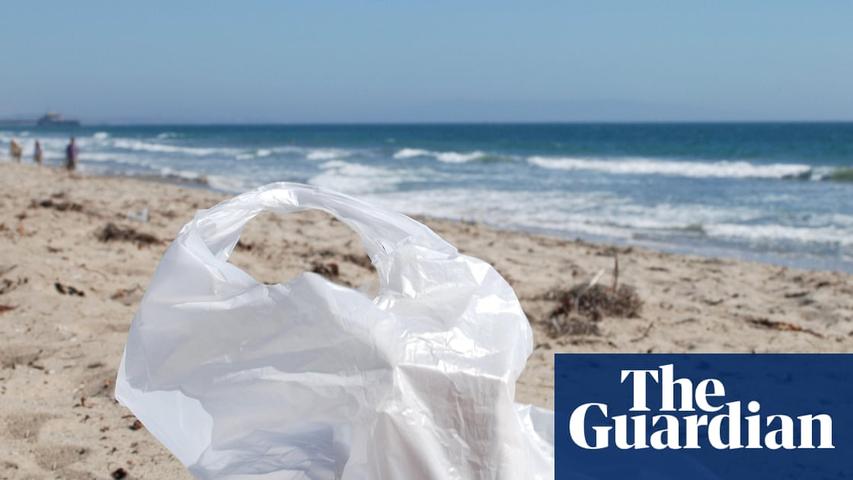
555,354 -> 853,479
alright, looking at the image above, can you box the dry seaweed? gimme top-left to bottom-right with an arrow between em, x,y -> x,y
0,277 -> 27,296
110,285 -> 143,306
30,198 -> 84,212
55,282 -> 85,297
544,255 -> 643,338
343,253 -> 375,271
551,284 -> 643,321
547,313 -> 601,337
97,223 -> 160,246
745,316 -> 823,338
235,240 -> 255,251
544,284 -> 643,338
311,261 -> 340,279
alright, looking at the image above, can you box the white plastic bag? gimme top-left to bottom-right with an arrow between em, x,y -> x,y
115,183 -> 554,479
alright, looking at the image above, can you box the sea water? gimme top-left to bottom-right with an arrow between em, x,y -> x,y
2,123 -> 851,271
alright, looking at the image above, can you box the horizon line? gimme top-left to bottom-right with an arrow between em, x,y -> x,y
57,119 -> 853,127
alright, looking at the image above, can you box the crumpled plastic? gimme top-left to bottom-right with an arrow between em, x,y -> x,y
115,182 -> 554,479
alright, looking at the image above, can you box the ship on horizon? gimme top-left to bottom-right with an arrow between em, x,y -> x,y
36,112 -> 81,127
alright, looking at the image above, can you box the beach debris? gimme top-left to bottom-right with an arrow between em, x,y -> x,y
110,285 -> 143,306
311,261 -> 340,279
235,240 -> 255,251
544,256 -> 642,338
745,316 -> 823,338
111,467 -> 128,479
81,370 -> 115,398
30,198 -> 84,213
344,253 -> 374,271
597,245 -> 633,256
0,277 -> 28,296
611,254 -> 620,291
0,305 -> 16,315
97,222 -> 160,247
126,207 -> 149,223
314,248 -> 336,258
129,419 -> 144,431
55,282 -> 85,297
554,281 -> 643,321
547,314 -> 600,337
27,360 -> 45,371
630,322 -> 656,343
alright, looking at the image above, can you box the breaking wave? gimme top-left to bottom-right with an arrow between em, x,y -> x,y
527,156 -> 815,180
309,160 -> 415,195
110,139 -> 240,157
393,148 -> 500,163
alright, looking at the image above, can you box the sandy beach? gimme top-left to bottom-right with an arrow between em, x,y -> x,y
1,161 -> 852,479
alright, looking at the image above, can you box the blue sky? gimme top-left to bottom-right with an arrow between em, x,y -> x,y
2,1 -> 851,123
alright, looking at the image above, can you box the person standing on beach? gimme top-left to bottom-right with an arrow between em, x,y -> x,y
65,137 -> 78,171
9,139 -> 22,162
33,140 -> 43,165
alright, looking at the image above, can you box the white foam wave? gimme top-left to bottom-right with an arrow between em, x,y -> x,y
71,152 -> 131,163
393,148 -> 430,159
704,224 -> 853,247
393,148 -> 489,163
363,189 -> 633,238
207,175 -> 254,193
305,148 -> 352,161
158,167 -> 206,183
111,139 -> 238,157
528,156 -> 813,179
235,148 -> 274,161
366,188 -> 852,248
309,160 -> 413,194
235,146 -> 348,161
93,132 -> 110,140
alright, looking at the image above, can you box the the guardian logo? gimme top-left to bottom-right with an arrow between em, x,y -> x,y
569,364 -> 834,450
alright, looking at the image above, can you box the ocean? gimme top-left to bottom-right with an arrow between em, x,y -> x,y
2,123 -> 852,272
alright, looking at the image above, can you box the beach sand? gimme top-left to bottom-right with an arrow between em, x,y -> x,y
1,162 -> 852,478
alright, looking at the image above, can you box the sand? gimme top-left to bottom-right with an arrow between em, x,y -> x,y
1,161 -> 851,479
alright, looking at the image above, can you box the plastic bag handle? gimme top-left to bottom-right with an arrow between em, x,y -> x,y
184,182 -> 455,267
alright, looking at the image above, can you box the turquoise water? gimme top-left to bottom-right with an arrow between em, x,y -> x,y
2,123 -> 852,271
